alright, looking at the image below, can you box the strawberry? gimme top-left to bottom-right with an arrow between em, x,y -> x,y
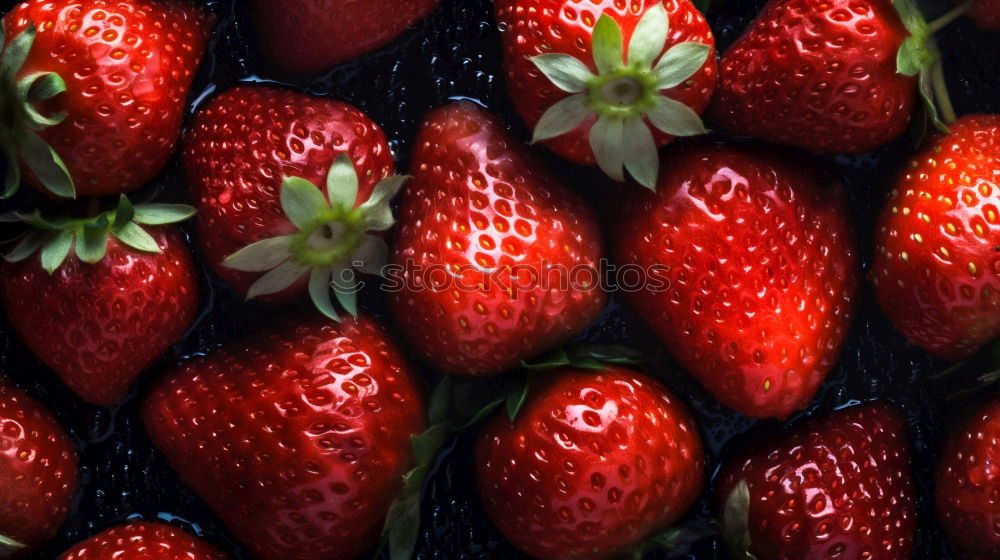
709,0 -> 959,154
872,114 -> 1000,360
935,397 -> 1000,560
183,85 -> 406,320
0,377 -> 77,558
248,0 -> 440,75
0,0 -> 214,199
142,313 -> 426,560
612,142 -> 858,418
494,0 -> 717,189
961,0 -> 1000,29
387,101 -> 606,377
59,521 -> 227,560
0,197 -> 199,406
474,365 -> 704,560
716,403 -> 917,560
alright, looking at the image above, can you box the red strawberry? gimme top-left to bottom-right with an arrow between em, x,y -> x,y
474,365 -> 705,560
710,0 -> 952,154
494,0 -> 717,189
183,85 -> 406,320
872,114 -> 1000,360
142,313 -> 426,560
248,0 -> 440,75
612,142 -> 858,418
961,0 -> 1000,29
716,403 -> 917,560
935,397 -> 1000,560
388,101 -> 606,377
0,0 -> 214,198
0,377 -> 77,558
59,521 -> 227,560
0,198 -> 199,406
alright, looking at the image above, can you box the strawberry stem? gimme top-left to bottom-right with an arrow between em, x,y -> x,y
927,0 -> 975,33
927,41 -> 957,125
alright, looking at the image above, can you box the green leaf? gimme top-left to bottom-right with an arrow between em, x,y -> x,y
132,204 -> 196,225
506,377 -> 530,422
428,375 -> 452,425
112,222 -> 160,253
19,132 -> 74,198
532,93 -> 591,143
653,42 -> 711,89
721,481 -> 756,560
223,235 -> 295,272
530,53 -> 594,93
246,259 -> 309,300
76,221 -> 110,264
0,26 -> 35,79
4,230 -> 47,262
333,267 -> 359,318
325,154 -> 359,210
113,195 -> 135,229
360,175 -> 407,231
592,14 -> 625,74
628,3 -> 669,70
648,95 -> 707,137
40,229 -> 73,274
622,116 -> 659,190
280,176 -> 327,230
523,350 -> 571,371
2,153 -> 21,199
22,71 -> 66,102
457,395 -> 507,431
308,265 -> 340,322
589,116 -> 626,182
351,234 -> 389,276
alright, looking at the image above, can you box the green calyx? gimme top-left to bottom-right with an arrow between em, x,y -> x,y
0,24 -> 75,199
223,154 -> 408,322
529,3 -> 710,190
720,480 -> 758,560
893,0 -> 973,133
2,195 -> 196,273
0,534 -> 26,556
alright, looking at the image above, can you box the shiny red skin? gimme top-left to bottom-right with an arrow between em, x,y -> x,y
935,398 -> 1000,560
716,404 -> 917,560
2,0 -> 214,197
388,102 -> 606,376
613,143 -> 858,418
495,0 -> 717,167
474,366 -> 704,560
0,227 -> 198,406
182,85 -> 394,301
961,0 -> 1000,29
249,0 -> 439,75
59,522 -> 228,560
0,378 -> 77,558
872,114 -> 1000,361
710,0 -> 916,154
142,314 -> 426,560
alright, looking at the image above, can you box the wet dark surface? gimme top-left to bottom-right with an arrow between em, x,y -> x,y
0,0 -> 999,558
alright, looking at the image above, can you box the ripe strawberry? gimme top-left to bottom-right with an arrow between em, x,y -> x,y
0,0 -> 214,198
474,365 -> 704,560
872,114 -> 1000,360
0,377 -> 77,558
248,0 -> 439,75
494,0 -> 717,189
388,102 -> 606,377
935,397 -> 1000,560
716,403 -> 917,560
0,197 -> 199,406
961,0 -> 1000,29
142,313 -> 426,560
183,85 -> 406,320
612,142 -> 858,418
710,0 -> 949,154
59,521 -> 228,560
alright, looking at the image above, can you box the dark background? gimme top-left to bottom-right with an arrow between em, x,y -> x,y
1,0 -> 998,558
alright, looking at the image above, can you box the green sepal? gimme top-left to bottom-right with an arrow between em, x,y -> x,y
0,533 -> 27,556
506,374 -> 531,422
39,229 -> 72,273
720,480 -> 758,560
892,0 -> 954,133
522,344 -> 645,371
76,218 -> 110,264
19,132 -> 74,199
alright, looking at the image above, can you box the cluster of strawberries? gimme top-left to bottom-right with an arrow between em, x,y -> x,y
0,0 -> 997,559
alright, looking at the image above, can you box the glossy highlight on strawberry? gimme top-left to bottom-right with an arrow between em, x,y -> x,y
613,142 -> 858,418
475,366 -> 704,560
142,314 -> 425,560
58,522 -> 228,560
0,378 -> 77,558
388,101 -> 606,377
